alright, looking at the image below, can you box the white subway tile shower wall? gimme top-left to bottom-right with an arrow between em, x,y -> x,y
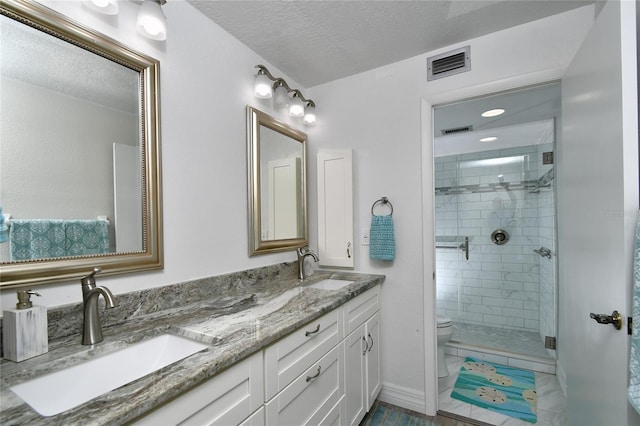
435,143 -> 555,340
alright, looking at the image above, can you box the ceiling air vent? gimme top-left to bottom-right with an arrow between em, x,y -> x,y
427,46 -> 470,81
441,125 -> 473,135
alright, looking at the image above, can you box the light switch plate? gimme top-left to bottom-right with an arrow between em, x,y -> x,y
360,229 -> 370,246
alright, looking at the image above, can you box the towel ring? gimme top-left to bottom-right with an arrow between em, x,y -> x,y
371,197 -> 393,216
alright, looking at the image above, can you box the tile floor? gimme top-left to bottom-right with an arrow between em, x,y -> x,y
438,355 -> 566,425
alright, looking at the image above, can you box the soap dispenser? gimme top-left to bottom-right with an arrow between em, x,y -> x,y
3,290 -> 48,362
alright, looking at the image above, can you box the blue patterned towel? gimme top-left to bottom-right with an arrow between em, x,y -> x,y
10,219 -> 67,260
9,219 -> 109,260
629,210 -> 640,414
370,214 -> 395,261
65,220 -> 110,256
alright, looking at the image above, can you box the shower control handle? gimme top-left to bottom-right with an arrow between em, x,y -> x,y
589,311 -> 623,330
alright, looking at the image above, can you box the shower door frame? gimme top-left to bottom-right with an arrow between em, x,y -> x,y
422,76 -> 562,416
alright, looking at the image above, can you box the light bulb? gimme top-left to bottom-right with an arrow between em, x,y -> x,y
303,104 -> 316,125
289,95 -> 304,117
137,0 -> 167,41
273,85 -> 289,108
254,73 -> 273,99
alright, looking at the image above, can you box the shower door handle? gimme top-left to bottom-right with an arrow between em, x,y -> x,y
589,311 -> 623,330
459,237 -> 469,260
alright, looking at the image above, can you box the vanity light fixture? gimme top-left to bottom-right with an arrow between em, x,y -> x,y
136,0 -> 167,41
83,0 -> 119,15
481,108 -> 505,118
254,65 -> 317,125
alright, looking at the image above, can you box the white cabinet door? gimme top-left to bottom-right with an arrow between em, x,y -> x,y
344,308 -> 382,426
344,323 -> 367,426
317,149 -> 354,268
131,351 -> 263,426
365,311 -> 381,406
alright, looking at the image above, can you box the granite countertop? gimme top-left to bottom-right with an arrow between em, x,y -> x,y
0,268 -> 384,426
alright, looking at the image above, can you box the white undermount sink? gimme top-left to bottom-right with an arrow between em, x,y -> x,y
10,334 -> 208,417
306,278 -> 354,291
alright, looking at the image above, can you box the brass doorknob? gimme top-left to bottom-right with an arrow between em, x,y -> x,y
589,310 -> 623,330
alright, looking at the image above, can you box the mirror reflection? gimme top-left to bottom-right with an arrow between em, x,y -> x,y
0,0 -> 162,288
247,107 -> 308,255
1,13 -> 142,262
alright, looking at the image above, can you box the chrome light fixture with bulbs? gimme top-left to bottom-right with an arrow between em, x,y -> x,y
254,65 -> 317,125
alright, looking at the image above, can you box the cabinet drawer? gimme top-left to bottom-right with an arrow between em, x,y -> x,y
265,309 -> 342,400
131,351 -> 263,426
265,342 -> 344,425
344,285 -> 380,336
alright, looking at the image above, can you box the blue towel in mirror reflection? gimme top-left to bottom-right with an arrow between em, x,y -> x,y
0,208 -> 7,243
370,214 -> 395,261
9,219 -> 109,260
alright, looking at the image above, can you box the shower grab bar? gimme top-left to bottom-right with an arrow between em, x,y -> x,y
436,236 -> 469,260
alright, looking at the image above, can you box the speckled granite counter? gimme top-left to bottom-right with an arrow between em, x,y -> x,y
0,263 -> 384,425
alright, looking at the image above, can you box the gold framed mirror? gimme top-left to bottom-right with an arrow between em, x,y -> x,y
0,0 -> 163,289
247,107 -> 308,255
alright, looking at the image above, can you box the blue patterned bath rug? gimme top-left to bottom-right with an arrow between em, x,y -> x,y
451,357 -> 537,423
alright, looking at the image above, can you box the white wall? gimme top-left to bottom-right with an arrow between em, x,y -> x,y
307,5 -> 595,414
0,0 -> 307,308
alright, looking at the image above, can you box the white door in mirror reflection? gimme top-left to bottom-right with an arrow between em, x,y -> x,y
113,143 -> 142,252
267,157 -> 302,240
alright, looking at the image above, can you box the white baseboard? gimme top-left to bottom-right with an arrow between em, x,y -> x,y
377,382 -> 426,414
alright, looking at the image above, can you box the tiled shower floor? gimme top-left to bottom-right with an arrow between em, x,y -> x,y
438,355 -> 566,425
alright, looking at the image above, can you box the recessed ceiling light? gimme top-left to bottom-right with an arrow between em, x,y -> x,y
481,108 -> 505,118
480,137 -> 498,142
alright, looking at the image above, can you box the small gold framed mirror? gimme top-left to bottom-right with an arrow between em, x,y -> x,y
247,107 -> 308,255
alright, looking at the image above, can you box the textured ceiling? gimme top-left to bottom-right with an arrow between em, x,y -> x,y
188,0 -> 599,88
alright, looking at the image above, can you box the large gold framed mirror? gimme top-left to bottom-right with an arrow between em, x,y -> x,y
0,0 -> 163,289
247,107 -> 308,255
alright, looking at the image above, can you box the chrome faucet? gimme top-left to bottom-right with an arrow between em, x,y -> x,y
297,246 -> 319,280
80,267 -> 116,345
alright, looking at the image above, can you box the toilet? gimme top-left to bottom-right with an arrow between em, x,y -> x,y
436,316 -> 453,378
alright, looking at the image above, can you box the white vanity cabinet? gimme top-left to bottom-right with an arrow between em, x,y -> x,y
131,351 -> 264,426
131,284 -> 381,426
343,287 -> 382,426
